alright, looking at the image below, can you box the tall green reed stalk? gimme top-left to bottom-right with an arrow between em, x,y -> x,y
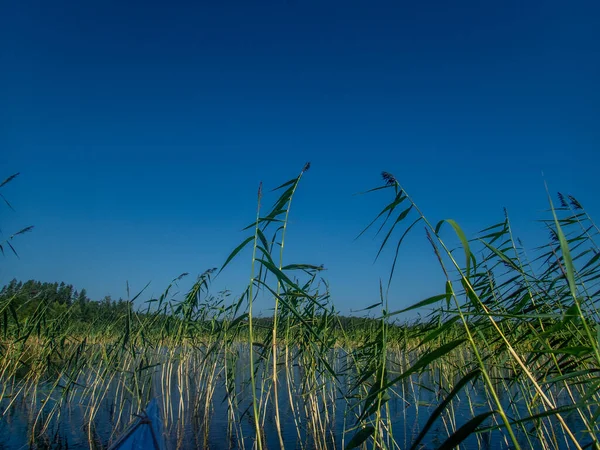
2,168 -> 599,450
220,163 -> 336,449
355,171 -> 600,449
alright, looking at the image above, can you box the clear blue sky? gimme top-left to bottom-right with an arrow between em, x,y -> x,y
1,0 -> 599,316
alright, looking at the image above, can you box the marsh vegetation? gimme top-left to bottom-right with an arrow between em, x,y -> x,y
1,167 -> 599,449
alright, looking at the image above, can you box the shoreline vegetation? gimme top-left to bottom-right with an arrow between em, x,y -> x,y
1,166 -> 599,449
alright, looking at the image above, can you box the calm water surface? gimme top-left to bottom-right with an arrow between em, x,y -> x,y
0,349 -> 589,449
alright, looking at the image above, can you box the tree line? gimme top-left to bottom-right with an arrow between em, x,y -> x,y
0,278 -> 130,325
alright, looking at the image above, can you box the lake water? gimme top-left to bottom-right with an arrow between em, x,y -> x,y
0,347 -> 590,449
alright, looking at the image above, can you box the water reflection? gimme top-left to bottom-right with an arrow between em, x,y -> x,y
0,347 -> 587,449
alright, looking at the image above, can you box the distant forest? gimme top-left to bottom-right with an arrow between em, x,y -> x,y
0,279 -> 396,331
0,279 -> 130,324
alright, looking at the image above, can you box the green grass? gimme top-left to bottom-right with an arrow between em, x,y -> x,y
1,167 -> 599,449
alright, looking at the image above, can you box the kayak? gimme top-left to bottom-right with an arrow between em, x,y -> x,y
108,399 -> 166,450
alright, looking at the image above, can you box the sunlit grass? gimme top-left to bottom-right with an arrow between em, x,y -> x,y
1,167 -> 599,449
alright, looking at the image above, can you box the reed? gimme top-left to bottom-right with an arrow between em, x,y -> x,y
1,167 -> 598,449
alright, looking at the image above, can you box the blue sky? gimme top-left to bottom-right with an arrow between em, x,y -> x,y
1,0 -> 599,316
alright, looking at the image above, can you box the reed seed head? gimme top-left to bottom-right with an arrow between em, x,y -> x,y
381,171 -> 397,186
568,195 -> 583,210
557,192 -> 568,208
